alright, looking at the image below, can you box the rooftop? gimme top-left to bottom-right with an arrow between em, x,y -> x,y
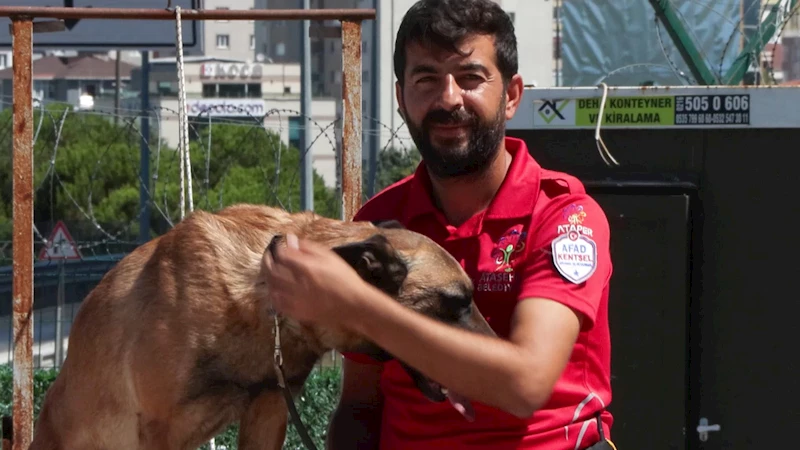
0,54 -> 137,81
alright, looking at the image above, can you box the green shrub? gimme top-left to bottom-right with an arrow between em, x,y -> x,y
0,364 -> 342,449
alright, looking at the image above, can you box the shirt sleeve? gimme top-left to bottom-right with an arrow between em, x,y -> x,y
516,194 -> 612,331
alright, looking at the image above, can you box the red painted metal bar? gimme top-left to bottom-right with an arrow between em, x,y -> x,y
10,17 -> 34,450
0,6 -> 375,21
340,19 -> 363,222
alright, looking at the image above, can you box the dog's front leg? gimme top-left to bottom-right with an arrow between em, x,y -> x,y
238,391 -> 289,450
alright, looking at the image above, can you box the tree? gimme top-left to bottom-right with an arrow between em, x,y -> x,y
0,103 -> 341,243
363,145 -> 421,201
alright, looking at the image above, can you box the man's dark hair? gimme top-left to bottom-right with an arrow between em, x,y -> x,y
393,0 -> 518,86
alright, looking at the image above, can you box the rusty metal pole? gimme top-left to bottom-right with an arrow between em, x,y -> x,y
340,20 -> 363,222
10,16 -> 34,450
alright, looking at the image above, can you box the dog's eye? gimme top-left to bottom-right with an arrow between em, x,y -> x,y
439,292 -> 471,316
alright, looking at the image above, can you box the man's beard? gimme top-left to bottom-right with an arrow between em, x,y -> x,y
406,101 -> 506,179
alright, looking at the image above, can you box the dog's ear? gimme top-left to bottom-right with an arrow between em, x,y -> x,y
371,219 -> 405,230
332,234 -> 408,296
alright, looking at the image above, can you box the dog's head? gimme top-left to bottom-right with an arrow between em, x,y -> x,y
268,220 -> 495,404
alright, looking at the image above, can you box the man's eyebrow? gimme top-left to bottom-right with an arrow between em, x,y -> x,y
408,62 -> 490,77
409,64 -> 438,76
458,62 -> 489,73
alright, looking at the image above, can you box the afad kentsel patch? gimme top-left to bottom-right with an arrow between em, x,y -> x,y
552,204 -> 597,284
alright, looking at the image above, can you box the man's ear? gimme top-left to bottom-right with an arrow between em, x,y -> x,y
505,73 -> 525,120
331,234 -> 408,296
395,81 -> 408,122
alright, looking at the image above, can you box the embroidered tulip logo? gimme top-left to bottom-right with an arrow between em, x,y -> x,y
492,228 -> 527,273
563,204 -> 587,226
499,244 -> 515,272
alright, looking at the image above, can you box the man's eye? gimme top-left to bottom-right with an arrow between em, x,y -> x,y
461,74 -> 484,83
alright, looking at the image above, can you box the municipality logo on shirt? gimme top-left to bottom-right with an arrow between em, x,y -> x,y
476,226 -> 527,293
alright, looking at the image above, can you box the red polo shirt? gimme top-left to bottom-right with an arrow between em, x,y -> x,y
345,137 -> 613,450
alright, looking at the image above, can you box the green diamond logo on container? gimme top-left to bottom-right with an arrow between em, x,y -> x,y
535,99 -> 575,126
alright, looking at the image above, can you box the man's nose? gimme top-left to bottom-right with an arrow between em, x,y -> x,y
434,74 -> 464,111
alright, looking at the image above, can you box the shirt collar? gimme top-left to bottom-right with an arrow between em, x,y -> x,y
401,137 -> 541,226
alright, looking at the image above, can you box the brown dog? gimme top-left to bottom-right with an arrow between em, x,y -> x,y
26,204 -> 495,450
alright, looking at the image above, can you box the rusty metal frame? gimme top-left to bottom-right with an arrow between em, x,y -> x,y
0,6 -> 375,21
0,6 -> 374,449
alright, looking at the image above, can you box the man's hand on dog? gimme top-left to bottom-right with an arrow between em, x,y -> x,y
262,234 -> 377,328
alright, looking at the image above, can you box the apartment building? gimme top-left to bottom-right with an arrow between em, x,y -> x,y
203,0 -> 259,62
253,0 -> 360,98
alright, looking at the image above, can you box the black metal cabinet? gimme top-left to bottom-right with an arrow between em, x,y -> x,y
592,193 -> 691,450
510,124 -> 800,449
687,130 -> 800,449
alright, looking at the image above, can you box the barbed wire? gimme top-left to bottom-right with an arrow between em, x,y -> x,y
0,98 -> 418,268
588,0 -> 799,86
763,1 -> 800,83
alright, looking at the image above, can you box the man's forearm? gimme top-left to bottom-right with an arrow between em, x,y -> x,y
351,285 -> 547,418
326,402 -> 382,450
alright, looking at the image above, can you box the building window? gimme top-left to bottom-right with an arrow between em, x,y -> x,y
202,83 -> 263,99
216,7 -> 229,22
157,81 -> 174,96
33,80 -> 48,100
216,34 -> 230,49
218,84 -> 246,98
246,83 -> 262,98
288,116 -> 302,149
0,54 -> 7,68
250,35 -> 256,50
